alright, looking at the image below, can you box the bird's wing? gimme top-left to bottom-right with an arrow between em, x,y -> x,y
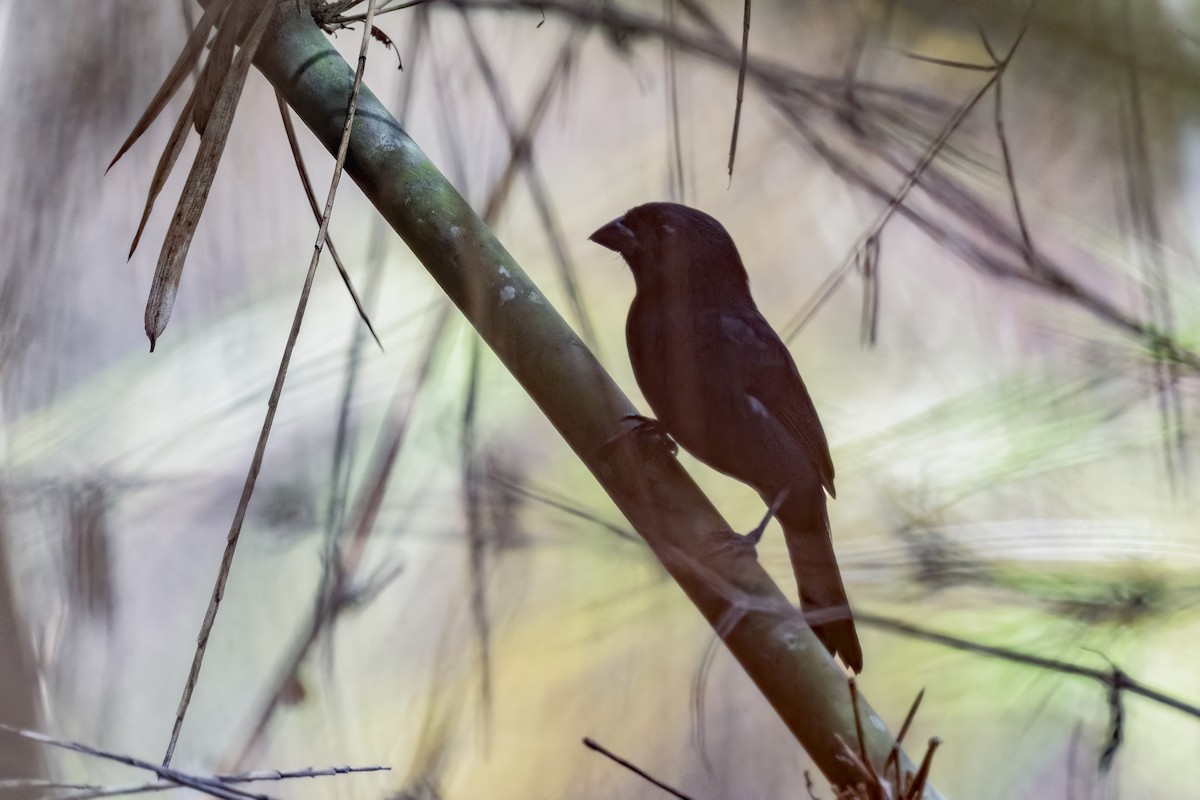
715,311 -> 837,497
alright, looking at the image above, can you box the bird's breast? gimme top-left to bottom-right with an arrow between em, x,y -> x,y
626,297 -> 732,456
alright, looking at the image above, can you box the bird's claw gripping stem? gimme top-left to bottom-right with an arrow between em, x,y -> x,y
602,414 -> 678,458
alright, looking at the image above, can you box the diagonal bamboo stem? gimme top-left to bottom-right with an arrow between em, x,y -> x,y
238,2 -> 943,794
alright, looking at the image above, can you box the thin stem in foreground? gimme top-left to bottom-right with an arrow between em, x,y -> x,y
160,0 -> 382,768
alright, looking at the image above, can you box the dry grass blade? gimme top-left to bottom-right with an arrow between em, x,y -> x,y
194,5 -> 237,136
129,92 -> 196,260
275,91 -> 383,350
107,0 -> 232,171
144,0 -> 273,351
161,0 -> 383,768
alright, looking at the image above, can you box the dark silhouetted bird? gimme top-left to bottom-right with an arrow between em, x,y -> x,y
590,202 -> 862,673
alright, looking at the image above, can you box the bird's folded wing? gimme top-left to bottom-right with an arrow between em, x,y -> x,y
715,311 -> 837,497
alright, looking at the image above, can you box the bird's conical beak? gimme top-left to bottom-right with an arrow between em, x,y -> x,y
588,217 -> 637,255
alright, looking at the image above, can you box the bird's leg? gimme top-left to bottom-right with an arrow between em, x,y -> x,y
744,488 -> 791,546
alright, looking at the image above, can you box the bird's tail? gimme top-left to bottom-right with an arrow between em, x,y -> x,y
776,490 -> 863,673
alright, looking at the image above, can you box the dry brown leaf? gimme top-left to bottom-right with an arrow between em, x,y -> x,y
144,0 -> 273,351
193,5 -> 236,136
129,92 -> 196,260
106,0 -> 233,172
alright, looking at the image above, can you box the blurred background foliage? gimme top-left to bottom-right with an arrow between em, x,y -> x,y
1,0 -> 1199,798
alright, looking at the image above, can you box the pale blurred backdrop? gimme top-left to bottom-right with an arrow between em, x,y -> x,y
2,1 -> 1200,798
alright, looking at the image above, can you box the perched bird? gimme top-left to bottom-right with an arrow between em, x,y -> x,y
589,202 -> 862,673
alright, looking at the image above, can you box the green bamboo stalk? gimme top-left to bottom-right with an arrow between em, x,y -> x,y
243,2 -> 943,794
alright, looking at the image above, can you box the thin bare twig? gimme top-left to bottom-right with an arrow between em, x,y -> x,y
425,15 -> 472,194
457,13 -> 600,350
726,0 -> 751,181
316,0 -> 369,23
477,32 -> 576,221
1,725 -> 269,800
903,739 -> 941,800
445,0 -> 1200,371
1100,664 -> 1126,770
661,0 -> 687,202
0,779 -> 102,791
858,610 -> 1200,723
275,92 -> 383,350
461,336 -> 494,733
455,11 -> 601,734
898,50 -> 995,72
52,764 -> 389,800
858,234 -> 880,345
233,9 -> 574,760
977,27 -> 1035,267
781,53 -> 1006,341
231,305 -> 450,768
345,0 -> 437,20
161,0 -> 384,768
847,679 -> 882,791
582,737 -> 697,800
321,1 -> 427,638
324,2 -> 428,559
429,0 -> 943,113
884,689 -> 925,779
488,473 -> 637,541
834,679 -> 942,799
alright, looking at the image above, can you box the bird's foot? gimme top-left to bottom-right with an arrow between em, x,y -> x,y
743,489 -> 791,546
603,413 -> 678,457
596,414 -> 677,484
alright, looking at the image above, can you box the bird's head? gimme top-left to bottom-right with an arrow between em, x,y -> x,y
589,202 -> 750,299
